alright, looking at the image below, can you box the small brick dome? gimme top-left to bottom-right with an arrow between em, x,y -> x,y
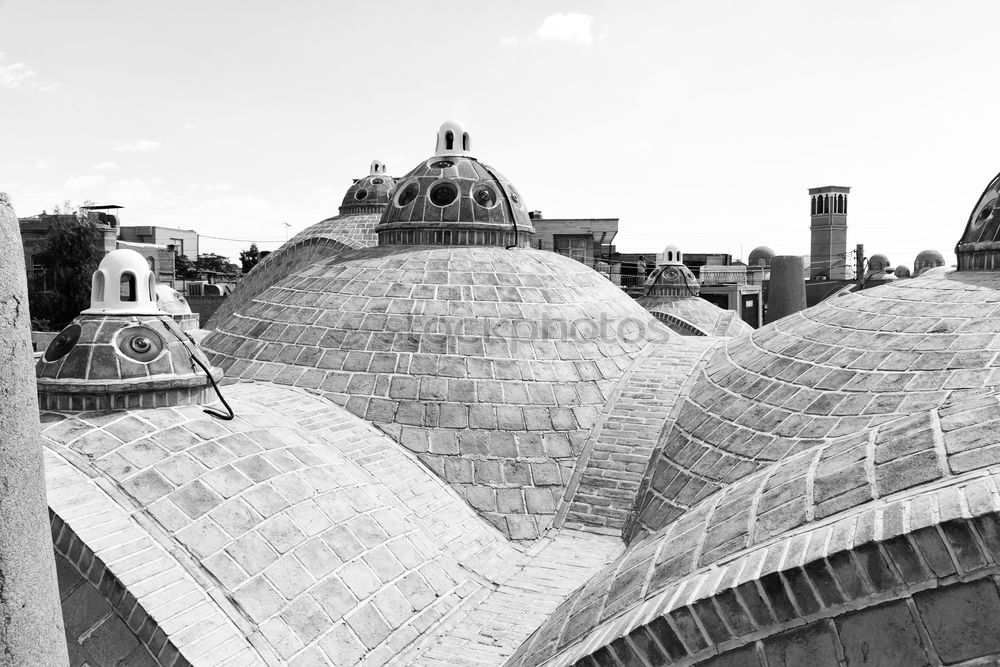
748,245 -> 775,266
914,249 -> 946,276
375,121 -> 534,248
339,159 -> 396,215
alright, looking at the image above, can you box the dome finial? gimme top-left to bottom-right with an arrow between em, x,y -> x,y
370,159 -> 386,175
83,248 -> 162,315
435,120 -> 471,157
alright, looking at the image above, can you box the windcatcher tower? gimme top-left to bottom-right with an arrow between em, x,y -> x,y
809,185 -> 850,279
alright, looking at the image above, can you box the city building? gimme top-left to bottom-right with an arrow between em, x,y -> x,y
528,211 -> 618,266
17,127 -> 1000,666
119,225 -> 199,261
636,245 -> 753,336
18,209 -> 118,292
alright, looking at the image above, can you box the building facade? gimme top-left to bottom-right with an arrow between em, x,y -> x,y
118,225 -> 199,261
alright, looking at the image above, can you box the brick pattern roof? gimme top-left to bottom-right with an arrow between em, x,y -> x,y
628,272 -> 1000,542
206,213 -> 379,329
641,296 -> 753,338
512,393 -> 1000,665
559,338 -> 715,535
41,390 -> 493,665
204,246 -> 667,540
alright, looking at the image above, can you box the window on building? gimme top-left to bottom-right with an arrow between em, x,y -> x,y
554,235 -> 588,263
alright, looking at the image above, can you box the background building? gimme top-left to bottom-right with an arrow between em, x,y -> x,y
118,225 -> 199,261
809,185 -> 850,280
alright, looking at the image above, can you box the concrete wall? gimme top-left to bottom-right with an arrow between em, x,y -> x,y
185,294 -> 227,327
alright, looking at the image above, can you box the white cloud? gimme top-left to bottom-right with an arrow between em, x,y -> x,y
534,13 -> 595,45
92,161 -> 118,170
65,174 -> 107,191
183,122 -> 202,130
0,54 -> 35,89
34,161 -> 48,170
0,53 -> 59,91
500,36 -> 520,47
112,139 -> 163,152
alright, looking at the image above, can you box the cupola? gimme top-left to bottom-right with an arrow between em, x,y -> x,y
83,249 -> 160,315
957,170 -> 1000,270
375,121 -> 534,247
339,159 -> 397,215
434,120 -> 471,156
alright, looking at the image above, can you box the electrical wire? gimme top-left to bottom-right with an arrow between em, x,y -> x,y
157,315 -> 235,421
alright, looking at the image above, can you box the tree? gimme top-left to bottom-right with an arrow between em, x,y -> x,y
195,253 -> 239,275
29,216 -> 103,329
239,243 -> 261,274
173,252 -> 197,280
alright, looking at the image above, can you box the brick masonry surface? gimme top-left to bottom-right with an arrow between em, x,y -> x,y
40,386 -> 514,665
206,212 -> 379,329
203,245 -> 671,540
560,338 -> 717,534
512,467 -> 1000,666
55,548 -> 160,667
640,296 -> 753,338
628,271 -> 1000,543
46,448 -> 262,666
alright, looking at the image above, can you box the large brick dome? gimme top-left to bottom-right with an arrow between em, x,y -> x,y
204,123 -> 669,540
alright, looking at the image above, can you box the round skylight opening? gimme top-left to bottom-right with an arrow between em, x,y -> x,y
44,323 -> 81,362
371,178 -> 384,185
355,189 -> 369,201
116,326 -> 164,363
429,182 -> 459,207
395,181 -> 419,208
429,159 -> 454,170
472,184 -> 498,208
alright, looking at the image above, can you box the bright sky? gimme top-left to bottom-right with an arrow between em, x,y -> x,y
1,1 -> 995,270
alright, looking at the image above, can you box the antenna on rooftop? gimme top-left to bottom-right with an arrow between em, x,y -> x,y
282,221 -> 291,241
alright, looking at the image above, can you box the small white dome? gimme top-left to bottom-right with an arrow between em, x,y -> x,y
435,120 -> 471,156
155,284 -> 192,315
83,249 -> 162,316
658,244 -> 683,265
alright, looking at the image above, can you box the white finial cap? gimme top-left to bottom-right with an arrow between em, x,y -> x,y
370,159 -> 386,175
83,249 -> 163,315
435,120 -> 471,156
658,244 -> 683,266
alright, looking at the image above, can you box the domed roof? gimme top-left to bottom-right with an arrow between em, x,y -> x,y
914,249 -> 946,276
868,253 -> 891,272
339,159 -> 396,215
375,121 -> 534,248
894,265 -> 911,278
748,245 -> 775,266
957,169 -> 1000,269
916,249 -> 945,264
204,245 -> 665,540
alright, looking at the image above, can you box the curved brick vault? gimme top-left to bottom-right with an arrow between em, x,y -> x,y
204,245 -> 669,540
628,270 -> 1000,544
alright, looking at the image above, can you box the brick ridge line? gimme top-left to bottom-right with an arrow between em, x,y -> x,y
560,338 -> 717,533
625,339 -> 725,540
552,340 -> 658,531
402,530 -> 621,665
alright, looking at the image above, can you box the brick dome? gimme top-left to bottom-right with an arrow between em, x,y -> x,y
338,159 -> 396,215
204,245 -> 666,540
375,121 -> 534,248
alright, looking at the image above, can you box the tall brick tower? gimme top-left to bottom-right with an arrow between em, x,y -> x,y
809,185 -> 850,280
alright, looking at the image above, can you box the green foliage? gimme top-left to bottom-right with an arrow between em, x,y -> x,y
29,216 -> 103,329
239,243 -> 261,274
173,252 -> 197,280
195,253 -> 239,275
